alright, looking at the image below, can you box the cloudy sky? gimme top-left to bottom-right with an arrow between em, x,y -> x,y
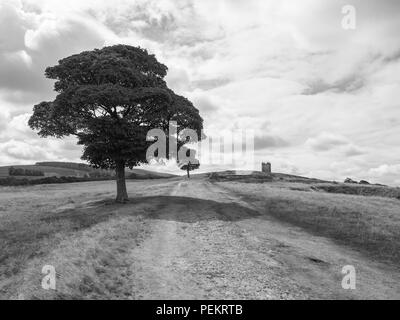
1,0 -> 400,184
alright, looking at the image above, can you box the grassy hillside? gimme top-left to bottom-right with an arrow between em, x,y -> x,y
0,162 -> 176,182
209,170 -> 400,200
208,170 -> 327,184
0,165 -> 88,179
209,171 -> 400,266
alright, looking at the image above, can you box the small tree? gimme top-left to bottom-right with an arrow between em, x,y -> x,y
180,160 -> 200,178
29,45 -> 203,202
8,166 -> 16,176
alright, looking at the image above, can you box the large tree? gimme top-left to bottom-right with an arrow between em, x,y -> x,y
29,45 -> 203,202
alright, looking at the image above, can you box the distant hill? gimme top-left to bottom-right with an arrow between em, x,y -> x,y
0,162 -> 176,180
207,170 -> 400,200
207,170 -> 327,183
125,168 -> 177,179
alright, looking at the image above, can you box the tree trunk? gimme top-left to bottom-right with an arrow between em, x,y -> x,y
115,160 -> 128,203
187,167 -> 190,179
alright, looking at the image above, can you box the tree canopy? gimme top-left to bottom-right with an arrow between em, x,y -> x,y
29,45 -> 204,201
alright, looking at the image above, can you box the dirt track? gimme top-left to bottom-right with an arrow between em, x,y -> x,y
2,177 -> 400,299
125,178 -> 399,299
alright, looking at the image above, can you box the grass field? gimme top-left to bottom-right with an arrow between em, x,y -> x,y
0,179 -> 169,299
214,175 -> 400,267
0,172 -> 399,299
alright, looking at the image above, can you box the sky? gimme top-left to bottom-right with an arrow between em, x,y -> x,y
0,0 -> 400,184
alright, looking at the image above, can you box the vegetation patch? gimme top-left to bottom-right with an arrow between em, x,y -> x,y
313,184 -> 400,200
0,176 -> 114,186
218,181 -> 400,267
8,167 -> 44,177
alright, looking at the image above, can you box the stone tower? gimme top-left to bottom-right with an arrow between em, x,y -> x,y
261,162 -> 271,174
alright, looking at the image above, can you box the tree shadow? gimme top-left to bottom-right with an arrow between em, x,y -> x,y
126,195 -> 262,223
0,194 -> 261,289
39,195 -> 263,224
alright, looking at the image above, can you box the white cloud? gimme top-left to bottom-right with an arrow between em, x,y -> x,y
0,139 -> 54,161
0,0 -> 399,184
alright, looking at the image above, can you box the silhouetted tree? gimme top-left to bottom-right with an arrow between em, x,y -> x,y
29,45 -> 203,202
180,160 -> 200,178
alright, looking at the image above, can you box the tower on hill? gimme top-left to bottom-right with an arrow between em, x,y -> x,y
261,162 -> 271,174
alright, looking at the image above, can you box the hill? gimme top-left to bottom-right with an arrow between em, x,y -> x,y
0,162 -> 176,181
207,170 -> 400,200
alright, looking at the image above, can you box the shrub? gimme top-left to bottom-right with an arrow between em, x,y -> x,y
8,167 -> 44,176
0,175 -> 114,186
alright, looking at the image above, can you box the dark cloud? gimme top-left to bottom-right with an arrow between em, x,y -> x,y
344,145 -> 364,157
306,133 -> 365,157
306,133 -> 348,151
189,47 -> 216,61
86,1 -> 194,43
302,74 -> 364,95
193,96 -> 218,113
26,18 -> 105,66
105,10 -> 177,42
0,3 -> 51,103
0,52 -> 49,92
0,112 -> 8,133
259,120 -> 270,130
0,3 -> 28,52
0,3 -> 105,105
254,135 -> 289,150
382,50 -> 400,64
192,78 -> 231,90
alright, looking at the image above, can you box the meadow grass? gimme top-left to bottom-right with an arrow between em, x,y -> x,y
219,181 -> 400,268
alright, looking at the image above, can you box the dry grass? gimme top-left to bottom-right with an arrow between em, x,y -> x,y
1,175 -> 399,299
217,180 -> 400,268
17,214 -> 150,300
0,179 -> 173,299
312,183 -> 400,199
